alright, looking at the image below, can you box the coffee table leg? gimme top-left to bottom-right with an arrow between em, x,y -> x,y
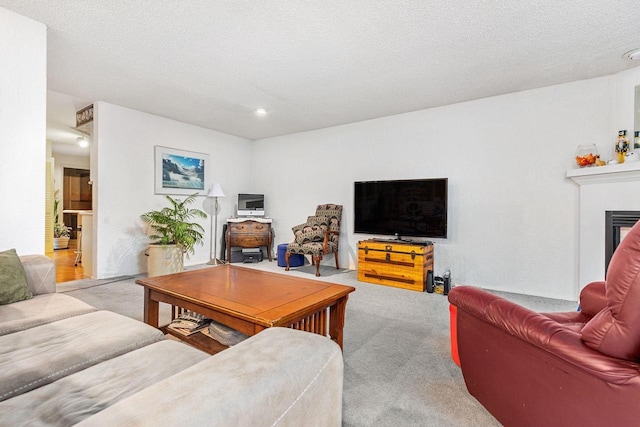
143,287 -> 159,328
329,295 -> 349,350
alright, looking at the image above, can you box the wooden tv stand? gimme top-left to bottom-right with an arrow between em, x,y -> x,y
357,239 -> 434,292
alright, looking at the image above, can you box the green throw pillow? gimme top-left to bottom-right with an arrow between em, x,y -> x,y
0,248 -> 33,305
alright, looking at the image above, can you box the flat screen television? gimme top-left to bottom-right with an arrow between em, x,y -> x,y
354,178 -> 447,239
237,193 -> 265,217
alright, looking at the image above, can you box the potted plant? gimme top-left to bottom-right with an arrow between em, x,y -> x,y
53,195 -> 72,249
53,222 -> 72,249
141,193 -> 207,276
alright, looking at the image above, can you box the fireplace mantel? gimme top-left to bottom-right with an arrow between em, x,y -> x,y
568,160 -> 640,294
567,162 -> 640,185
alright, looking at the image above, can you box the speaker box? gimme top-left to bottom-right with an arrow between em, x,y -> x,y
426,270 -> 434,293
443,270 -> 451,295
220,224 -> 228,261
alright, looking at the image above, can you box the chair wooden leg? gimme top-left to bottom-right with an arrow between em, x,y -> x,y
313,254 -> 322,276
285,251 -> 291,271
334,251 -> 340,270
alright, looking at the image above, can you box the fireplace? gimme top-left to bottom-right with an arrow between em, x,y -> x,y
605,211 -> 640,275
567,163 -> 640,295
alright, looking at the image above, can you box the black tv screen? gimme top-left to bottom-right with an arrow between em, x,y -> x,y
354,178 -> 447,238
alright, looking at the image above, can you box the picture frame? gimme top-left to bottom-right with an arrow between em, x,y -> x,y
154,146 -> 210,195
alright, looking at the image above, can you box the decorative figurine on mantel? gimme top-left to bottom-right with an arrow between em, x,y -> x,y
616,130 -> 630,164
595,157 -> 607,166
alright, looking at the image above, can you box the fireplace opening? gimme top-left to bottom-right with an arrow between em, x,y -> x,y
605,211 -> 640,276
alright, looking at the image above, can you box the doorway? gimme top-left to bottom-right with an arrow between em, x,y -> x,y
54,167 -> 92,282
63,167 -> 92,239
45,92 -> 94,283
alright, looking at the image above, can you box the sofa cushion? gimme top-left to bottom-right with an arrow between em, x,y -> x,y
292,220 -> 325,245
315,205 -> 342,244
295,227 -> 325,245
77,328 -> 343,427
582,220 -> 640,361
0,293 -> 96,336
291,223 -> 306,235
0,340 -> 208,426
307,215 -> 329,230
0,310 -> 164,401
287,241 -> 325,256
0,249 -> 32,305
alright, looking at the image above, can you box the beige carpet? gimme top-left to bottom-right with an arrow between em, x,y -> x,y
60,261 -> 577,426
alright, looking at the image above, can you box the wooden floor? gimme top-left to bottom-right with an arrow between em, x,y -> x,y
46,239 -> 85,283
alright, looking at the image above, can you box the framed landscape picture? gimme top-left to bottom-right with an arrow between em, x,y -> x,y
154,146 -> 210,195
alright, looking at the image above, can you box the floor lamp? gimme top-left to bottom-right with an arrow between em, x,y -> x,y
206,183 -> 226,265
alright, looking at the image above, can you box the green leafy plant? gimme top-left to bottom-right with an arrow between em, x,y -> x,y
140,193 -> 207,255
52,191 -> 71,238
54,197 -> 60,225
54,222 -> 71,238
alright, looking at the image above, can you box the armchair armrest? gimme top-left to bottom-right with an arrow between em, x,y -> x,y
449,286 -> 639,384
449,286 -> 566,349
322,230 -> 339,252
579,280 -> 607,317
19,255 -> 56,295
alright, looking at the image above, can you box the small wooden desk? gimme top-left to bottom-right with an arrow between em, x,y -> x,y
226,218 -> 273,262
136,265 -> 355,354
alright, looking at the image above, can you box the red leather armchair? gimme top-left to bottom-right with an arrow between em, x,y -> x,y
448,220 -> 640,427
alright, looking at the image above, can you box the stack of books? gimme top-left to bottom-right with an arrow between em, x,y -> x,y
201,320 -> 249,346
167,311 -> 211,336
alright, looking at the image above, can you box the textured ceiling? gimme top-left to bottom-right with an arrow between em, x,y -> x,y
3,1 -> 640,143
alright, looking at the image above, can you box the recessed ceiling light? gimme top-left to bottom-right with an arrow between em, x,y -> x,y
255,108 -> 267,116
622,48 -> 640,60
76,136 -> 89,148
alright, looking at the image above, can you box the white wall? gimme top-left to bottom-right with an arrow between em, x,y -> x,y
613,66 -> 640,133
0,8 -> 46,255
575,66 -> 640,286
92,102 -> 252,278
253,75 -> 627,300
6,2 -> 637,299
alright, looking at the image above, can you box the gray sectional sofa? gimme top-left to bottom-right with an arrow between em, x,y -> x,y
0,255 -> 344,426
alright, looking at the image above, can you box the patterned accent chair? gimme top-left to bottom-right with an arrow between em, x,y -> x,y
285,204 -> 342,277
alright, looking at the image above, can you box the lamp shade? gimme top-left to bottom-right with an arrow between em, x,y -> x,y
207,183 -> 226,198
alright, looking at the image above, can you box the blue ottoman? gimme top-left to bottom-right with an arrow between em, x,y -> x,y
277,243 -> 304,267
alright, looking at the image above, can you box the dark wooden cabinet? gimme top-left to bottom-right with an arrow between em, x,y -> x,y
225,219 -> 273,262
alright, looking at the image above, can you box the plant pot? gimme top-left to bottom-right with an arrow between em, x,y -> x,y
146,244 -> 184,277
53,236 -> 70,250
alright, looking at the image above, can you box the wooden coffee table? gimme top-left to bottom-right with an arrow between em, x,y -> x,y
136,265 -> 355,354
